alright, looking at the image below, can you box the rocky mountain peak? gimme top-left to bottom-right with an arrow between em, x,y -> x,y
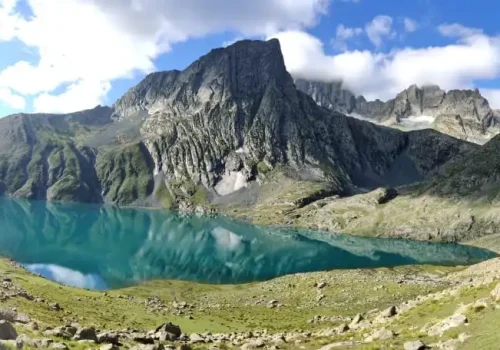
297,79 -> 499,143
113,39 -> 292,120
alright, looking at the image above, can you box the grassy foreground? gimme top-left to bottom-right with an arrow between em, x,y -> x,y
2,256 -> 500,349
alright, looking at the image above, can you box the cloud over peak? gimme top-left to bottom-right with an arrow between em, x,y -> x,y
0,0 -> 328,113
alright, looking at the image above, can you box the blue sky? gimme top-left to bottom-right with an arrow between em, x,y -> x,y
1,0 -> 500,118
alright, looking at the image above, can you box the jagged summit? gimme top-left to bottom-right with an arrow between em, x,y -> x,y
297,79 -> 500,143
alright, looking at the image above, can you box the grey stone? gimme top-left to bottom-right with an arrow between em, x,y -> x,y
0,320 -> 17,340
97,331 -> 120,344
404,340 -> 427,350
73,327 -> 97,342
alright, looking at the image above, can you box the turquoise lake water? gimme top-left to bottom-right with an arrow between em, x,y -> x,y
0,197 -> 496,290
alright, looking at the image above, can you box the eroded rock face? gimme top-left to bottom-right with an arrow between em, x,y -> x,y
0,40 -> 477,208
297,80 -> 500,143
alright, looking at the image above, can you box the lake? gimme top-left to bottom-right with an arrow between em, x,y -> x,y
0,197 -> 496,290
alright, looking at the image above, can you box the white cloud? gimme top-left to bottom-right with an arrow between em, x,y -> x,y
0,87 -> 25,109
403,18 -> 419,33
270,26 -> 500,104
336,24 -> 363,40
365,15 -> 394,47
481,89 -> 500,109
333,24 -> 363,50
0,0 -> 329,114
438,23 -> 483,39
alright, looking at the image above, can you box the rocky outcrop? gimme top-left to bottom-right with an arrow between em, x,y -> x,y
297,80 -> 500,143
0,40 -> 477,208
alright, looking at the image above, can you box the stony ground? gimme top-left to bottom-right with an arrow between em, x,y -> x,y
2,255 -> 500,349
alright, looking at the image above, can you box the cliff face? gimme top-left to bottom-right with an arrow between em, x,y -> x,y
0,40 -> 477,207
296,80 -> 500,144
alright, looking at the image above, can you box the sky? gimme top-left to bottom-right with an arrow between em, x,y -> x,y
1,0 -> 500,118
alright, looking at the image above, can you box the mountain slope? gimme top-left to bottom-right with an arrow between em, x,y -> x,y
296,79 -> 500,143
0,39 -> 477,213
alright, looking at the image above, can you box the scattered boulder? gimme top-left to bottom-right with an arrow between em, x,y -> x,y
335,323 -> 349,334
49,303 -> 61,311
0,320 -> 17,340
0,309 -> 16,322
491,283 -> 500,301
189,333 -> 205,343
100,345 -> 120,350
380,305 -> 397,318
365,328 -> 395,342
43,328 -> 73,340
73,327 -> 97,342
428,314 -> 468,336
50,343 -> 69,349
349,314 -> 363,328
155,322 -> 182,339
14,313 -> 31,324
131,345 -> 165,350
404,340 -> 428,350
131,332 -> 155,344
315,281 -> 327,289
16,334 -> 36,348
97,331 -> 120,344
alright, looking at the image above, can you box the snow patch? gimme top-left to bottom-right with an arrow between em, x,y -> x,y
396,115 -> 435,130
215,171 -> 248,196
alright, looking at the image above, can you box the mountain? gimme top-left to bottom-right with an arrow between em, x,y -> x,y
0,39 -> 477,214
296,79 -> 500,144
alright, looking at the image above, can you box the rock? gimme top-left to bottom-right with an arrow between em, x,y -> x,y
131,345 -> 165,350
0,309 -> 17,322
491,283 -> 500,301
43,328 -> 73,340
50,343 -> 69,349
316,281 -> 327,289
177,345 -> 191,350
240,338 -> 265,349
100,345 -> 120,350
13,313 -> 30,324
0,320 -> 17,340
376,188 -> 399,204
349,313 -> 363,328
404,340 -> 428,350
131,332 -> 154,344
97,331 -> 120,344
36,338 -> 54,348
379,305 -> 397,318
189,333 -> 205,343
436,339 -> 461,350
16,334 -> 36,348
155,322 -> 182,338
335,323 -> 349,334
319,341 -> 358,349
49,303 -> 61,311
428,314 -> 468,336
365,328 -> 395,342
73,327 -> 97,342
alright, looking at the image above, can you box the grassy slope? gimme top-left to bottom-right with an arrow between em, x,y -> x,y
0,259 -> 464,349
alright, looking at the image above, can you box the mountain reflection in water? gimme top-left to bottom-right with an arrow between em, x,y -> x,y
0,198 -> 496,290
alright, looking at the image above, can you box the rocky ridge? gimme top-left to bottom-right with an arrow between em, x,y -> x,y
296,79 -> 500,143
0,39 -> 477,220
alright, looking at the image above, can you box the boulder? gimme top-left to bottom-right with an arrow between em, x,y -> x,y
97,331 -> 120,344
428,314 -> 468,336
0,309 -> 17,322
365,328 -> 395,342
404,340 -> 428,350
73,327 -> 98,342
100,345 -> 120,350
491,283 -> 500,301
155,322 -> 182,336
349,314 -> 363,328
14,313 -> 31,324
380,305 -> 397,318
16,334 -> 36,348
0,320 -> 17,340
50,343 -> 69,349
189,333 -> 205,344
